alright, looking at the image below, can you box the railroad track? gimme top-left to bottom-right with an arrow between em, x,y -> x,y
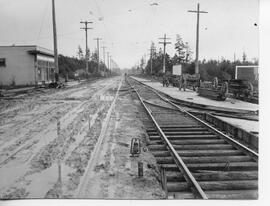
128,77 -> 258,199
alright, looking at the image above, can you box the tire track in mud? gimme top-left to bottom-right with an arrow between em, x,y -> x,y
0,78 -> 118,162
0,77 -> 121,199
76,78 -> 123,198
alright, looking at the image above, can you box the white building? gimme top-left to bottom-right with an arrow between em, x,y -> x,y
0,45 -> 55,86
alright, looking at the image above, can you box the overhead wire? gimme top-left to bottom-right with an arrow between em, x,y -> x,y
35,0 -> 50,45
92,0 -> 113,48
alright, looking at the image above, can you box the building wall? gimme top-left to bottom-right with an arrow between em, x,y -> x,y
0,46 -> 36,86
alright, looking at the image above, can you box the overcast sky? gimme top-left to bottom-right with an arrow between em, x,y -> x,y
0,0 -> 259,68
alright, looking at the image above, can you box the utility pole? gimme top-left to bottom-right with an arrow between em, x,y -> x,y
107,52 -> 110,70
102,46 -> 106,64
52,0 -> 59,82
158,34 -> 171,74
188,3 -> 208,74
94,38 -> 102,73
149,46 -> 155,75
80,21 -> 93,73
110,55 -> 112,71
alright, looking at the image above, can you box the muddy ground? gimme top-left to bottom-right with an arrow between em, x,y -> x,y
0,76 -> 164,199
0,77 -> 119,199
77,80 -> 165,199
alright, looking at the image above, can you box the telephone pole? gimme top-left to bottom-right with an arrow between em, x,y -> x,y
158,34 -> 171,74
149,45 -> 155,75
188,3 -> 208,74
107,52 -> 110,70
110,55 -> 112,71
94,38 -> 102,73
150,49 -> 153,75
52,0 -> 59,82
80,21 -> 93,73
102,46 -> 106,64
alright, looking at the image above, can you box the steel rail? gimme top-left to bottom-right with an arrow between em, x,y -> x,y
151,87 -> 258,161
130,77 -> 258,161
128,82 -> 208,199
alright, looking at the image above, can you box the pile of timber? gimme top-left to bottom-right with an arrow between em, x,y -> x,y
198,82 -> 228,101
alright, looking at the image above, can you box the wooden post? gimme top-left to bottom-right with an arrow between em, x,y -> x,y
138,161 -> 143,177
58,159 -> 62,185
56,119 -> 62,197
52,0 -> 59,82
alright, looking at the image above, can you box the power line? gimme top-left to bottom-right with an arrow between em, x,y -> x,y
80,21 -> 93,73
93,0 -> 113,47
36,0 -> 49,44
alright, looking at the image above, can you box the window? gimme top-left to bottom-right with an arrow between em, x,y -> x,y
0,58 -> 6,67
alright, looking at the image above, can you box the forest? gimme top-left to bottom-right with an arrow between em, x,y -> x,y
135,34 -> 258,81
58,46 -> 110,79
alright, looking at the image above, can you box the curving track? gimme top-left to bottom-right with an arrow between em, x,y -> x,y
128,77 -> 258,199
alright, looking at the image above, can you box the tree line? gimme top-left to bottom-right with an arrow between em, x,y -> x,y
58,46 -> 110,79
135,34 -> 258,81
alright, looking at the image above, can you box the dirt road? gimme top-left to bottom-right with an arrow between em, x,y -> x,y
0,77 -> 122,198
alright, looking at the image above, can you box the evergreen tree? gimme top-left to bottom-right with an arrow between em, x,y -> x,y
174,34 -> 186,63
77,45 -> 84,60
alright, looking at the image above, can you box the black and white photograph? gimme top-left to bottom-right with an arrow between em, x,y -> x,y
0,0 -> 267,203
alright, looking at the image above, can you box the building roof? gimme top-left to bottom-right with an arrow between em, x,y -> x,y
0,45 -> 54,57
28,46 -> 54,58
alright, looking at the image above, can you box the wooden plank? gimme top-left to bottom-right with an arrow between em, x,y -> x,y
148,131 -> 212,135
162,162 -> 258,171
167,182 -> 189,192
172,190 -> 258,199
166,134 -> 217,139
167,192 -> 195,199
200,180 -> 258,190
149,144 -> 233,151
150,139 -> 224,145
165,171 -> 258,182
146,125 -> 202,132
151,150 -> 243,157
156,156 -> 252,164
168,180 -> 257,192
161,127 -> 207,131
148,128 -> 209,133
149,135 -> 219,141
206,190 -> 258,199
187,162 -> 258,171
154,139 -> 225,145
